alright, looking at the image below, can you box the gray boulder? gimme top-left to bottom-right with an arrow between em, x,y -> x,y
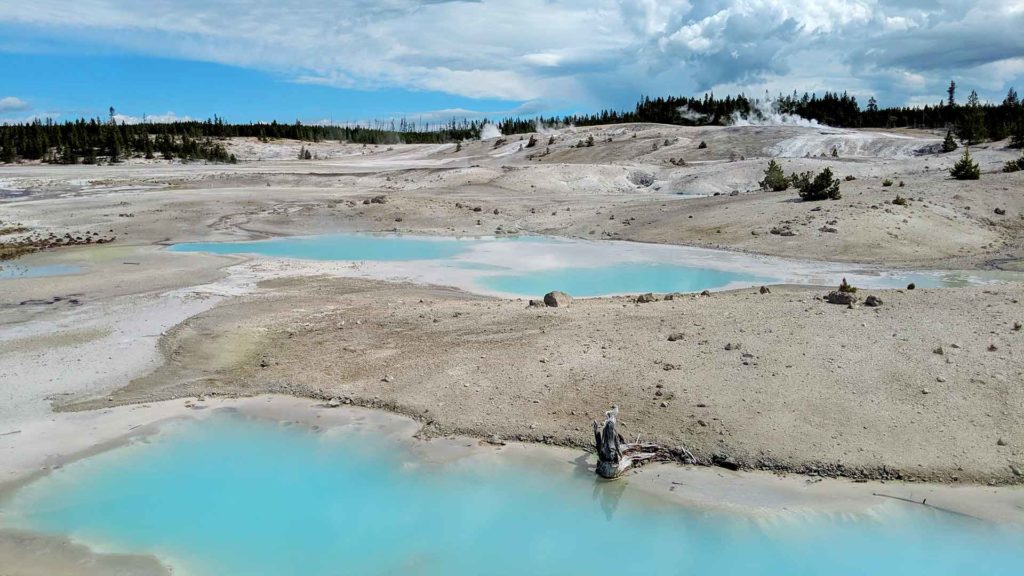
543,291 -> 572,307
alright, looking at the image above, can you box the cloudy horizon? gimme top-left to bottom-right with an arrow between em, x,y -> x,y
2,0 -> 1022,124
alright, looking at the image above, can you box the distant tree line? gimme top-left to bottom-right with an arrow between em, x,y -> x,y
0,114 -> 485,164
502,83 -> 1024,147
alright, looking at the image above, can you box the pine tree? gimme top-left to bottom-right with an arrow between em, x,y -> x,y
956,91 -> 988,145
942,130 -> 958,153
950,149 -> 980,180
759,159 -> 789,191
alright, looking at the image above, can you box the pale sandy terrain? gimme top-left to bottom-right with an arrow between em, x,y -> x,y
1,123 -> 1023,495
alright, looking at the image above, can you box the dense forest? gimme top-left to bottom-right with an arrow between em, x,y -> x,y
505,83 -> 1024,147
2,83 -> 1022,164
0,111 -> 483,164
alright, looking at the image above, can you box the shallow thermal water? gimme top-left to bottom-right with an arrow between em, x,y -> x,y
1,414 -> 1021,576
0,263 -> 81,280
168,233 -> 1000,297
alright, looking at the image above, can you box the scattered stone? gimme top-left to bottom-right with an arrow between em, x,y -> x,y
700,290 -> 712,297
1014,322 -> 1022,332
724,342 -> 741,351
635,293 -> 659,304
713,455 -> 740,471
997,438 -> 1008,446
527,299 -> 545,308
907,283 -> 916,290
988,343 -> 999,352
825,291 -> 858,305
660,401 -> 669,408
369,195 -> 387,204
819,226 -> 838,233
759,286 -> 771,294
382,375 -> 394,383
863,295 -> 882,307
933,346 -> 944,355
667,333 -> 685,342
936,376 -> 947,383
543,291 -> 572,308
327,397 -> 341,408
921,388 -> 931,395
994,208 -> 1006,215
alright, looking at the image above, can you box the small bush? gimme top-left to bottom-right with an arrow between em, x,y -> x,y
759,159 -> 789,191
893,195 -> 908,206
844,175 -> 856,181
941,130 -> 958,153
455,142 -> 462,152
1003,153 -> 1024,173
950,149 -> 980,180
794,167 -> 842,201
882,178 -> 893,187
898,180 -> 905,187
547,135 -> 555,145
838,278 -> 857,293
698,141 -> 707,149
586,135 -> 595,147
831,147 -> 838,157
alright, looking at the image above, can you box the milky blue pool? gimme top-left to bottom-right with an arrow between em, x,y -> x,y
1,414 -> 1020,576
0,263 -> 81,280
168,233 -> 990,297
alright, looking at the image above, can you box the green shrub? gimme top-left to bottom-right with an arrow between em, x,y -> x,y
950,149 -> 980,180
1003,153 -> 1024,173
898,180 -> 905,187
941,130 -> 958,153
838,278 -> 857,293
759,160 -> 789,191
882,178 -> 893,187
794,167 -> 842,201
893,195 -> 908,206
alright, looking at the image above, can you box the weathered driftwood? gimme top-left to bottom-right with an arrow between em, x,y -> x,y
592,406 -> 667,479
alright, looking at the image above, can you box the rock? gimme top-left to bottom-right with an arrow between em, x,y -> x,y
713,455 -> 740,471
543,291 -> 572,307
369,195 -> 387,204
1011,465 -> 1022,477
493,208 -> 500,215
994,208 -> 1006,215
997,438 -> 1008,446
635,293 -> 659,304
700,290 -> 712,297
907,283 -> 916,290
660,401 -> 669,408
527,299 -> 545,308
921,388 -> 931,394
724,342 -> 741,351
864,295 -> 882,307
819,226 -> 838,233
327,397 -> 341,408
759,286 -> 771,294
933,346 -> 944,355
825,291 -> 858,305
667,333 -> 685,342
382,375 -> 394,383
988,343 -> 999,352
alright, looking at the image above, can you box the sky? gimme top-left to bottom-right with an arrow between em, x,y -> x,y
1,0 -> 1022,125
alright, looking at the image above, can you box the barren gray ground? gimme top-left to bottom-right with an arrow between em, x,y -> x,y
2,123 -> 1023,484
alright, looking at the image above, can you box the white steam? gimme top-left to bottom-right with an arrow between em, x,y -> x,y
479,122 -> 503,140
676,105 -> 711,124
729,99 -> 823,128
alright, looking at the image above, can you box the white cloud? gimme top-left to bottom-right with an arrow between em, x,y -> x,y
0,0 -> 1022,110
0,96 -> 30,112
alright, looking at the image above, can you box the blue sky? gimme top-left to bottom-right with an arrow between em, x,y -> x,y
2,1 -> 1023,124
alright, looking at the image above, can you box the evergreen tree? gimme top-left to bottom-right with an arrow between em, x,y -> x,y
942,130 -> 958,152
759,160 -> 789,191
947,81 -> 957,107
795,167 -> 841,201
950,149 -> 980,180
956,91 -> 988,145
